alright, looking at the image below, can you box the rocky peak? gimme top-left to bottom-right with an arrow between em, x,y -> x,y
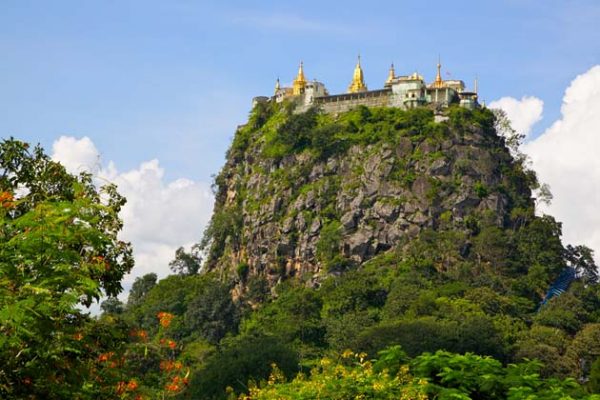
201,104 -> 534,292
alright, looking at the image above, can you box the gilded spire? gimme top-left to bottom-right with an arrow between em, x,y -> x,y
385,63 -> 395,86
348,55 -> 367,93
432,56 -> 444,88
292,61 -> 307,95
297,61 -> 306,82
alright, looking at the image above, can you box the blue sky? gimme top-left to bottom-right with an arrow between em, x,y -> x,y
1,0 -> 599,183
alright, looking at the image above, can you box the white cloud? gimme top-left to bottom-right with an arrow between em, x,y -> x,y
52,136 -> 101,174
494,66 -> 600,265
52,137 -> 214,296
489,96 -> 544,138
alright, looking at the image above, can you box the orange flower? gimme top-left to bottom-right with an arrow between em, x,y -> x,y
167,339 -> 176,350
137,330 -> 148,341
73,332 -> 84,341
98,352 -> 114,362
165,383 -> 180,392
130,329 -> 148,341
160,360 -> 173,371
0,192 -> 14,209
92,256 -> 111,271
173,361 -> 183,370
127,379 -> 139,391
157,312 -> 174,328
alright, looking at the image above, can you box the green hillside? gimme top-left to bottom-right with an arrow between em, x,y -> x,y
1,103 -> 599,399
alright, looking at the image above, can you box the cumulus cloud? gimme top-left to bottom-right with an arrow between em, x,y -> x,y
52,136 -> 101,174
101,159 -> 213,281
489,96 -> 544,138
51,137 -> 214,295
494,66 -> 600,264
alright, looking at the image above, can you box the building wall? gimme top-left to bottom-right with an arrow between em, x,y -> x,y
309,90 -> 391,114
425,87 -> 458,108
285,82 -> 477,114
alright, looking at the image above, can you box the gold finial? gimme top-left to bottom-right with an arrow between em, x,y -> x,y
348,55 -> 367,93
274,77 -> 281,94
433,56 -> 444,88
385,63 -> 395,86
292,61 -> 307,95
297,61 -> 305,81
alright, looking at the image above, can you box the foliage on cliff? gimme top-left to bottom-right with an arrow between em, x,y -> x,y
116,102 -> 600,398
201,101 -> 543,290
4,97 -> 600,400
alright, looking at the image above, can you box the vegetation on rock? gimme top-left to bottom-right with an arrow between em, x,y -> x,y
2,98 -> 600,399
202,102 -> 543,291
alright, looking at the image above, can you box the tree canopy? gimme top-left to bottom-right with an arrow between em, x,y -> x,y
0,139 -> 134,398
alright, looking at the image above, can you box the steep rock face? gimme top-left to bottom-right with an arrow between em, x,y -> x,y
201,105 -> 533,290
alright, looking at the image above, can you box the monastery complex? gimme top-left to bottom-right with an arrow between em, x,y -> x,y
255,57 -> 480,114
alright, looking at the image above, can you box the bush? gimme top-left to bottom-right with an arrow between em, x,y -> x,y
316,220 -> 343,270
237,262 -> 250,281
188,333 -> 298,399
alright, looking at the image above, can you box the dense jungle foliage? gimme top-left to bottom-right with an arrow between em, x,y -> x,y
1,100 -> 600,399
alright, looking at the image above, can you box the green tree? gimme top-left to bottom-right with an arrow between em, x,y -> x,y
184,279 -> 239,343
189,333 -> 299,399
129,274 -> 199,334
589,357 -> 600,394
316,220 -> 344,271
240,285 -> 325,358
127,272 -> 157,307
514,324 -> 570,377
100,296 -> 125,315
0,139 -> 134,399
169,245 -> 203,276
492,108 -> 524,156
563,323 -> 600,380
535,293 -> 589,334
565,244 -> 599,284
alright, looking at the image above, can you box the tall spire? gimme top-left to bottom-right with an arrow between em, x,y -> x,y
385,63 -> 395,86
348,55 -> 367,93
474,75 -> 478,96
432,56 -> 444,88
297,61 -> 306,82
274,77 -> 281,94
292,61 -> 307,95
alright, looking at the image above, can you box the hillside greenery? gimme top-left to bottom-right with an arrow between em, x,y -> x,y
127,103 -> 599,398
203,100 -> 540,275
2,98 -> 600,399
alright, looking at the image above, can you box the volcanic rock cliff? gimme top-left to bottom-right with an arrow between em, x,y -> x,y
201,103 -> 535,293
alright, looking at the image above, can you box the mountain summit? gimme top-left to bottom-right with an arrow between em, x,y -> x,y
201,103 -> 538,291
